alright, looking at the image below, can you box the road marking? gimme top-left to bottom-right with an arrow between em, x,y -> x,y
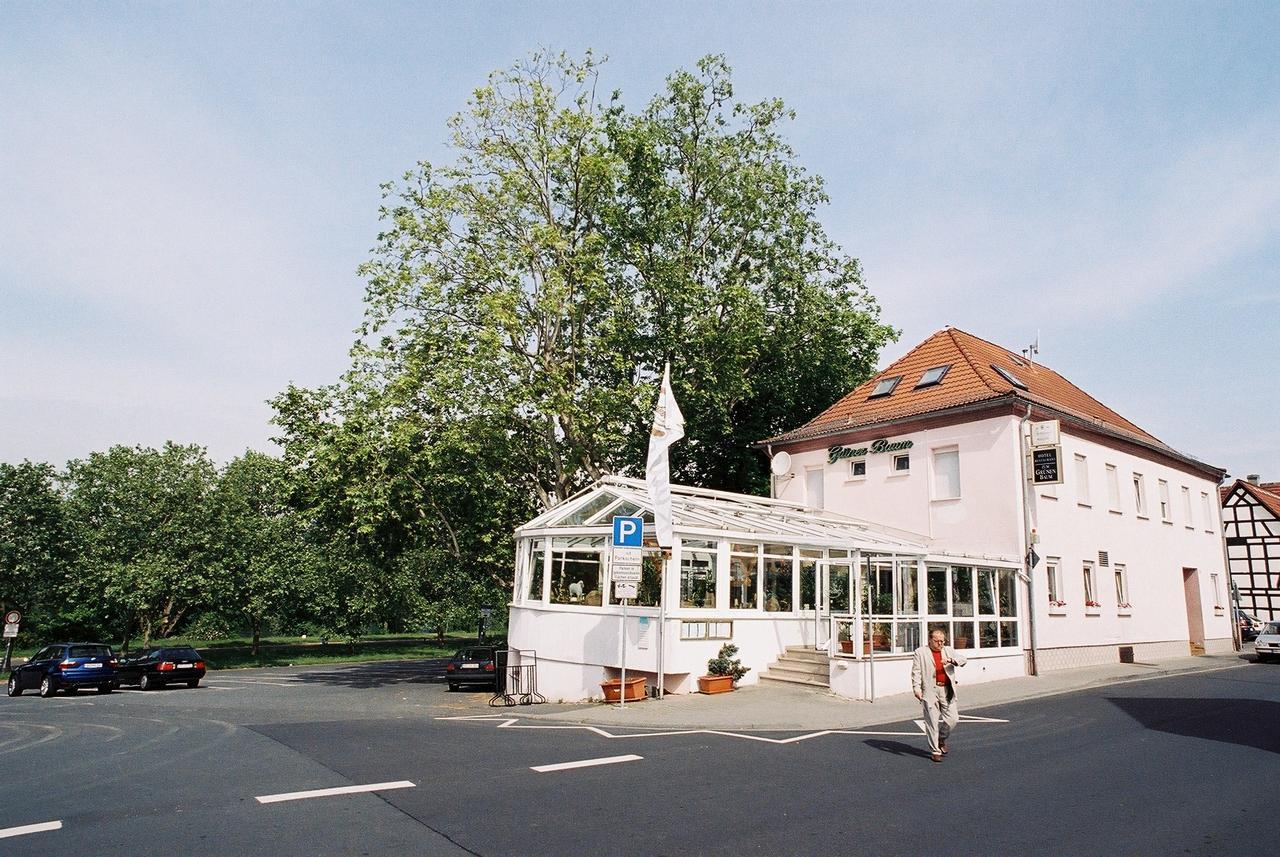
255,780 -> 416,804
439,713 -> 1012,745
0,820 -> 62,839
531,754 -> 643,773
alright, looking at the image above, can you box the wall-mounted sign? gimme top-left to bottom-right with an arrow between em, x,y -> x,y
828,437 -> 914,464
1030,445 -> 1063,485
614,581 -> 638,599
1030,419 -> 1060,447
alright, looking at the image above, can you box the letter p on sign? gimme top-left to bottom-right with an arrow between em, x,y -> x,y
612,515 -> 644,548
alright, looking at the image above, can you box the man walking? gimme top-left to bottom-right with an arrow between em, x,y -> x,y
911,629 -> 967,763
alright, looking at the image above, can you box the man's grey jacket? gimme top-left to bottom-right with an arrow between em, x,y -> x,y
910,645 -> 968,698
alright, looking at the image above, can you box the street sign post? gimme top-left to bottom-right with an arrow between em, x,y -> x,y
2,611 -> 18,672
610,515 -> 645,709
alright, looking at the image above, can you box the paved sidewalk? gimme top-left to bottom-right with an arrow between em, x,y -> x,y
521,652 -> 1253,731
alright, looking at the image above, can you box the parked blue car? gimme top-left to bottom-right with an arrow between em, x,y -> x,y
6,643 -> 119,697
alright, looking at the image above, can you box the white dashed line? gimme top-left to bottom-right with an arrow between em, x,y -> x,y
255,780 -> 416,804
531,754 -> 643,773
0,820 -> 62,839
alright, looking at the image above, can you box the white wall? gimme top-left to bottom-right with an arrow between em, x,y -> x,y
827,651 -> 1026,699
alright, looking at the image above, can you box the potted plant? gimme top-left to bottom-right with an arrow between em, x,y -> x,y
838,624 -> 853,654
698,643 -> 749,694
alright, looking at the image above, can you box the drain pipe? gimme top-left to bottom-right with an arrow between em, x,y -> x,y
1018,404 -> 1040,676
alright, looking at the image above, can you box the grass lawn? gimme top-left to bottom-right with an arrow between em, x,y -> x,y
5,631 -> 507,671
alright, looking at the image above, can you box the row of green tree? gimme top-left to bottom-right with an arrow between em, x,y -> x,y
2,53 -> 897,651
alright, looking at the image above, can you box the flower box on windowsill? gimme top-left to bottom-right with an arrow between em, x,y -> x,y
1084,601 -> 1102,616
1048,601 -> 1068,616
1213,606 -> 1225,617
1117,604 -> 1132,616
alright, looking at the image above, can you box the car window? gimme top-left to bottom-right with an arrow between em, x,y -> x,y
69,645 -> 112,659
459,648 -> 493,660
162,648 -> 201,659
32,647 -> 56,662
1264,623 -> 1280,635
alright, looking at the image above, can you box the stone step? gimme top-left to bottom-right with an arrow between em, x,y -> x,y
759,669 -> 830,688
767,657 -> 828,678
761,663 -> 830,685
780,646 -> 832,664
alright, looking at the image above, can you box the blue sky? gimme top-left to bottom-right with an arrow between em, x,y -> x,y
3,2 -> 1278,480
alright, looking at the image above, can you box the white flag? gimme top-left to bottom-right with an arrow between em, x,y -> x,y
645,363 -> 685,549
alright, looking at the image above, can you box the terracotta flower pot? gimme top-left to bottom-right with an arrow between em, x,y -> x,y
600,676 -> 646,702
698,674 -> 735,694
839,639 -> 854,654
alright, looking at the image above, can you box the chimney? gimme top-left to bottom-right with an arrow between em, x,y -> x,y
1247,474 -> 1261,485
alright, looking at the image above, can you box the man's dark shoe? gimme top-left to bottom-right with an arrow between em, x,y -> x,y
940,741 -> 949,755
930,752 -> 943,763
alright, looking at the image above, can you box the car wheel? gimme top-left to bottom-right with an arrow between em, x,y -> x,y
39,676 -> 57,698
186,679 -> 199,688
6,675 -> 20,697
97,684 -> 113,694
447,682 -> 458,691
139,674 -> 153,691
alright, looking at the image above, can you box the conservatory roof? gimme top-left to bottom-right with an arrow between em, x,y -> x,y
517,476 -> 928,554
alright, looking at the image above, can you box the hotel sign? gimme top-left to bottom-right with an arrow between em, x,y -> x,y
828,437 -> 913,464
1031,446 -> 1063,485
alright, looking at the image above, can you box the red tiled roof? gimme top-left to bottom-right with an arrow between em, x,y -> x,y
763,327 -> 1217,474
1226,480 -> 1280,518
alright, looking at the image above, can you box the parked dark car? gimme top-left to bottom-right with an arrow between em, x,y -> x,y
116,646 -> 207,690
1237,609 -> 1262,642
445,646 -> 497,691
7,643 -> 119,697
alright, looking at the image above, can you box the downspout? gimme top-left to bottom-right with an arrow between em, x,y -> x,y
1018,404 -> 1040,676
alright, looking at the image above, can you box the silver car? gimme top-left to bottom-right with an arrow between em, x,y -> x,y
1255,622 -> 1280,663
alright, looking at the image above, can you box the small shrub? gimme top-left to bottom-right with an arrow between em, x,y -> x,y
706,643 -> 749,683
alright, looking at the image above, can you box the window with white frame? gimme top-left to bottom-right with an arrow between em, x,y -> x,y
762,543 -> 794,612
729,544 -> 760,610
1106,464 -> 1121,512
1114,564 -> 1130,609
679,539 -> 719,609
1046,557 -> 1064,607
923,563 -> 1018,651
549,537 -> 604,605
526,540 -> 546,602
1202,492 -> 1215,533
1132,473 -> 1147,516
1182,486 -> 1193,528
932,447 -> 960,500
892,453 -> 911,473
849,459 -> 866,479
1074,454 -> 1090,505
1210,572 -> 1222,608
1083,561 -> 1098,607
1158,480 -> 1171,522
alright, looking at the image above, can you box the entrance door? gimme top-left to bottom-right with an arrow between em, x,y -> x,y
1182,568 -> 1205,654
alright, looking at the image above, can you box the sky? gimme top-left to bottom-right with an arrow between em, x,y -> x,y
3,2 -> 1278,481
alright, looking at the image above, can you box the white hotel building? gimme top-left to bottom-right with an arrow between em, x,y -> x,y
506,328 -> 1233,702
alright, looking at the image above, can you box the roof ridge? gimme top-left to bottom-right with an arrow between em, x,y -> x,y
946,328 -> 1003,396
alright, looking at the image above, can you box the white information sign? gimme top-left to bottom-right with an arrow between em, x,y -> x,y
1030,419 -> 1061,448
3,623 -> 18,639
614,581 -> 638,599
612,563 -> 642,583
611,547 -> 642,565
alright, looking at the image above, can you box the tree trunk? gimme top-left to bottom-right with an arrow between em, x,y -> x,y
140,615 -> 152,650
251,618 -> 261,656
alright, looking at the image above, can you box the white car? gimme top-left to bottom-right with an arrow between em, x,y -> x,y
1255,622 -> 1280,663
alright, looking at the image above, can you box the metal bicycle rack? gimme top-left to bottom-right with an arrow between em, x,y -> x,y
489,648 -> 547,707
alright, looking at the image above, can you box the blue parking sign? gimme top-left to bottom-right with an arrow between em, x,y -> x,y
612,515 -> 644,548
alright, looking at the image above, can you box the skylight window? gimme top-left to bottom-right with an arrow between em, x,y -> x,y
867,375 -> 902,399
991,364 -> 1028,390
915,364 -> 951,388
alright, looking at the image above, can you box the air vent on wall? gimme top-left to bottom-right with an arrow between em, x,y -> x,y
1098,551 -> 1110,567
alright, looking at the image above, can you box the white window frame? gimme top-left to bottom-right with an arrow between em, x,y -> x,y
1046,557 -> 1065,611
931,446 -> 961,500
891,453 -> 911,475
1132,472 -> 1147,518
848,458 -> 867,481
1114,564 -> 1130,611
1210,572 -> 1222,609
1074,454 -> 1090,506
1158,479 -> 1171,522
1083,561 -> 1099,610
1202,491 -> 1215,533
805,467 -> 825,510
1181,486 -> 1193,529
1106,464 -> 1121,513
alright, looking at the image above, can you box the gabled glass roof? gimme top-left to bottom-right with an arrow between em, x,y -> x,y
518,476 -> 928,554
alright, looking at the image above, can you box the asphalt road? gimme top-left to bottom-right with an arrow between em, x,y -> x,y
2,657 -> 1276,856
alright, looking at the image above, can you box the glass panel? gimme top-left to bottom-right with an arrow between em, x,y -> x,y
550,551 -> 602,605
927,566 -> 948,614
527,544 -> 545,602
1046,563 -> 1059,602
613,554 -> 662,607
896,621 -> 921,652
764,556 -> 793,612
928,620 -> 949,641
870,560 -> 894,615
951,622 -> 974,649
999,621 -> 1018,648
998,568 -> 1017,617
680,545 -> 718,609
896,560 -> 919,615
870,621 -> 892,653
829,549 -> 849,559
557,492 -> 618,525
799,548 -> 823,558
799,560 -> 817,610
951,566 -> 974,616
763,543 -> 791,558
979,620 -> 999,649
731,543 -> 757,554
829,564 -> 851,613
978,568 -> 997,615
730,554 -> 758,610
601,499 -> 641,521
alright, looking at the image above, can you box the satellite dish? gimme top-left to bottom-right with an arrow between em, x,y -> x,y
770,451 -> 792,476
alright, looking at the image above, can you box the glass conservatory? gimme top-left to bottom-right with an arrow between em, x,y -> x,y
506,476 -> 1024,701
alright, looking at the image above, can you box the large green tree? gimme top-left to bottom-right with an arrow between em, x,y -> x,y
0,461 -> 71,629
273,50 -> 895,603
62,443 -> 218,649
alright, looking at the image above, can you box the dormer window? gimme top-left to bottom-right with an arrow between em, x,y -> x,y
867,375 -> 902,399
991,364 -> 1028,390
915,364 -> 951,388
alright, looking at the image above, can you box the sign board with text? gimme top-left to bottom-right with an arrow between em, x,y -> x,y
1030,445 -> 1063,485
614,581 -> 638,600
1030,419 -> 1060,448
3,623 -> 18,639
